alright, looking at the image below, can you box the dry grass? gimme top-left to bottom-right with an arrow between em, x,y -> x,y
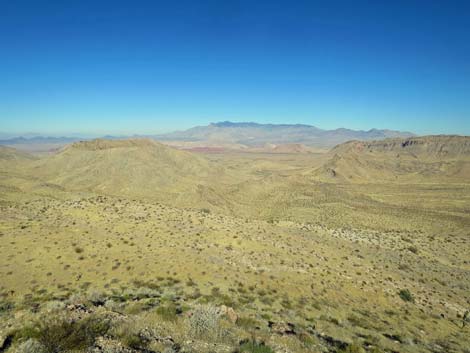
0,140 -> 469,352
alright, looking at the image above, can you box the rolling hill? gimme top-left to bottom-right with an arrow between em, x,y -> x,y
0,145 -> 36,162
25,139 -> 234,209
1,135 -> 470,353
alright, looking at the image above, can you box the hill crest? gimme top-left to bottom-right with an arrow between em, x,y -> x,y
331,135 -> 470,157
67,138 -> 159,151
314,135 -> 470,182
26,138 -> 232,210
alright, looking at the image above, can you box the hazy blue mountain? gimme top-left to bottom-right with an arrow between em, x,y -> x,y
154,121 -> 416,148
0,122 -> 416,151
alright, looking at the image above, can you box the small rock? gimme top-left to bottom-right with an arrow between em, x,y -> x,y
89,337 -> 135,353
268,321 -> 296,335
219,305 -> 237,323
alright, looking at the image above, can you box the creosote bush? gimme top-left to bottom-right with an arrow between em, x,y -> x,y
15,314 -> 111,353
398,288 -> 415,303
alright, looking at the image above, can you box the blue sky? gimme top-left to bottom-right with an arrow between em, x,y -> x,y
0,0 -> 469,136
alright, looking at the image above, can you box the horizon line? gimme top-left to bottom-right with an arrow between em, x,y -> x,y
0,120 -> 420,138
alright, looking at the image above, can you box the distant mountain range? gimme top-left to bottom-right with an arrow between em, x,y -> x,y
0,121 -> 416,150
153,121 -> 416,148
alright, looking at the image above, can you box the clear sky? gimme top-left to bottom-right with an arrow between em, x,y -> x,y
0,0 -> 469,136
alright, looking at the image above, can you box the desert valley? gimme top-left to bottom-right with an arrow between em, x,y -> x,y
1,123 -> 469,353
2,1 -> 470,352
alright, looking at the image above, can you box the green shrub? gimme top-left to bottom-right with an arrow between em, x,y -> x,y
0,300 -> 14,313
239,340 -> 274,353
156,302 -> 178,322
340,342 -> 365,353
236,316 -> 259,330
347,314 -> 370,329
398,289 -> 415,303
18,314 -> 111,353
368,347 -> 384,353
121,333 -> 145,349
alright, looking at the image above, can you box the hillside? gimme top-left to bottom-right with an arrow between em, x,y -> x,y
2,194 -> 469,353
155,121 -> 415,148
0,146 -> 37,177
331,135 -> 470,157
1,137 -> 470,353
0,146 -> 36,162
312,135 -> 470,182
26,139 -> 233,209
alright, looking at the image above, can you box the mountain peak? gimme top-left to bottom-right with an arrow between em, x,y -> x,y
211,121 -> 316,129
211,121 -> 260,128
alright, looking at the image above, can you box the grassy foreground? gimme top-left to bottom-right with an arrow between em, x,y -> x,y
1,140 -> 469,352
1,193 -> 469,353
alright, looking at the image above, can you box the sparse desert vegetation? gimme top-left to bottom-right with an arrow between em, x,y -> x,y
2,0 -> 470,350
0,136 -> 469,352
